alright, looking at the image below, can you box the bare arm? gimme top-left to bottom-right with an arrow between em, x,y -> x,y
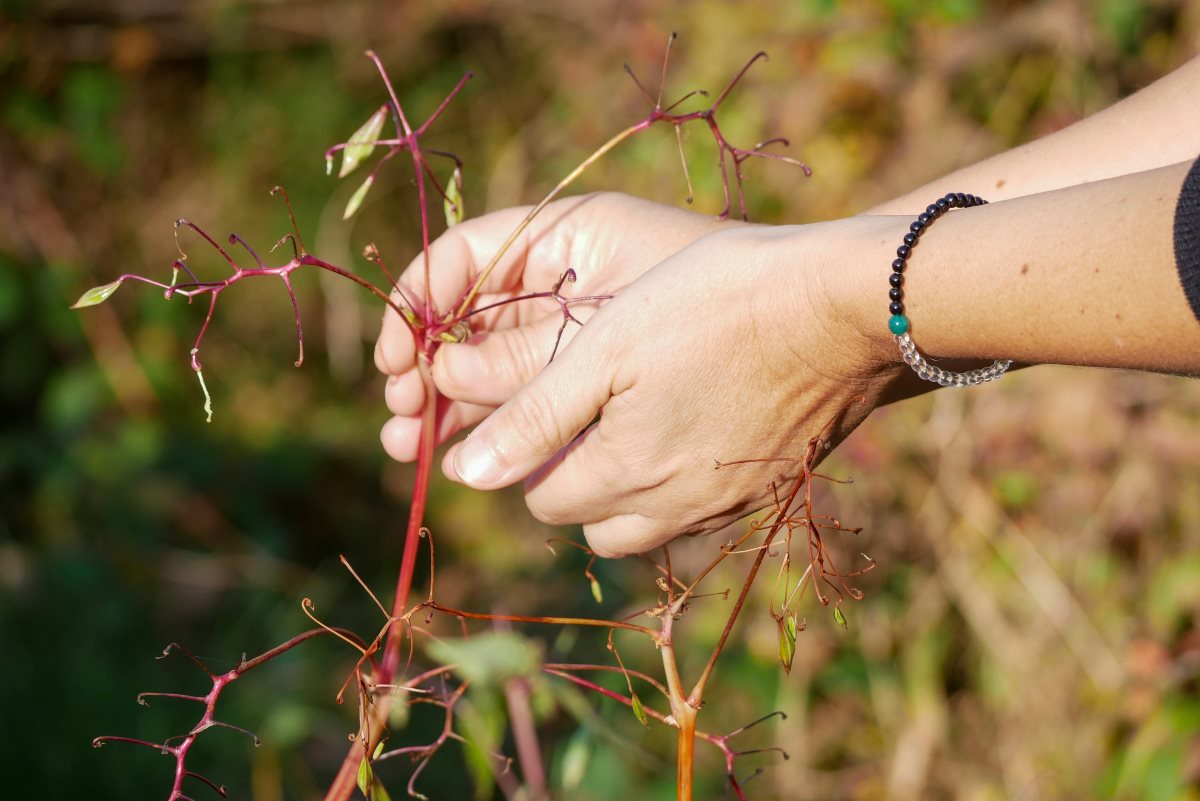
867,56 -> 1200,214
837,160 -> 1200,375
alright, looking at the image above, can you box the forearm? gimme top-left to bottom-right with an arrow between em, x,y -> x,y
835,160 -> 1200,375
866,56 -> 1200,215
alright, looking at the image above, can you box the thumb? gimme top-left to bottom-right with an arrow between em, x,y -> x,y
442,328 -> 614,490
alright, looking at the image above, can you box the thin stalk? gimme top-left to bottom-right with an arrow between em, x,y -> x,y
301,256 -> 406,316
659,613 -> 696,801
383,356 -> 438,676
424,601 -> 656,637
453,121 -> 651,318
321,357 -> 438,801
687,449 -> 813,703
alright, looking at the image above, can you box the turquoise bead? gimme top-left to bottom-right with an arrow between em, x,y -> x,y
888,314 -> 909,335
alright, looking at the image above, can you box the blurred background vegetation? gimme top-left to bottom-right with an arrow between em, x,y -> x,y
2,0 -> 1199,799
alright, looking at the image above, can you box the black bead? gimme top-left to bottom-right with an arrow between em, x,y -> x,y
935,198 -> 949,211
955,192 -> 967,204
917,212 -> 932,225
903,232 -> 917,246
891,258 -> 906,272
896,244 -> 911,259
889,301 -> 904,315
889,287 -> 903,301
925,204 -> 939,216
910,220 -> 926,233
889,272 -> 903,287
943,193 -> 958,206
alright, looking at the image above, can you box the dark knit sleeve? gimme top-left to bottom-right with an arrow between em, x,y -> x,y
1176,154 -> 1200,325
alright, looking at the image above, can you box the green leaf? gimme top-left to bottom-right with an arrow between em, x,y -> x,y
590,577 -> 603,604
340,105 -> 387,179
455,691 -> 504,801
778,614 -> 797,674
356,754 -> 371,795
443,166 -> 464,227
630,692 -> 648,727
70,279 -> 122,309
356,743 -> 393,801
343,175 -> 375,220
560,728 -> 593,790
426,632 -> 542,687
833,605 -> 848,630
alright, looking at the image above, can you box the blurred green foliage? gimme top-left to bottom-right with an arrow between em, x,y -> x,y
2,1 -> 1199,800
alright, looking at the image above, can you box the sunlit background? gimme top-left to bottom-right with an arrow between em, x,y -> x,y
2,1 -> 1199,799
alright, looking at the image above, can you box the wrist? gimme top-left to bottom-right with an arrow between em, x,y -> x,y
799,216 -> 916,375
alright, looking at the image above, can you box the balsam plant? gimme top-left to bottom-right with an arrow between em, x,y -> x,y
79,35 -> 872,801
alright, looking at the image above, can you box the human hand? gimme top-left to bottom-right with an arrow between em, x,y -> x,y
375,192 -> 729,463
379,202 -> 907,556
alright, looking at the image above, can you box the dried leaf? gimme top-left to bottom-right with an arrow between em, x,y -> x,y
340,106 -> 387,179
70,279 -> 123,309
436,320 -> 470,343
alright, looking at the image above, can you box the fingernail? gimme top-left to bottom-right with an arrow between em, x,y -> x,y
453,437 -> 502,486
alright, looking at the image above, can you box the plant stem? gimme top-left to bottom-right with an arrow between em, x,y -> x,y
384,355 -> 438,676
424,602 -> 656,636
321,356 -> 438,801
675,703 -> 698,801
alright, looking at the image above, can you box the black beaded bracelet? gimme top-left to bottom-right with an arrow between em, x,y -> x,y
887,192 -> 1012,387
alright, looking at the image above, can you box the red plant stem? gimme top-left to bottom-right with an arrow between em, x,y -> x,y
542,662 -> 670,700
504,677 -> 547,800
544,669 -> 668,720
320,357 -> 437,801
384,356 -> 437,677
541,669 -> 731,756
96,628 -> 351,801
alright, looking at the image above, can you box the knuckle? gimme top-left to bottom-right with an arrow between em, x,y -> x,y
497,329 -> 544,388
581,527 -> 622,559
581,514 -> 663,558
527,497 -> 573,527
504,390 -> 564,457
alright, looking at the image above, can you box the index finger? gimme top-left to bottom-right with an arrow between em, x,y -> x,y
374,194 -> 606,376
